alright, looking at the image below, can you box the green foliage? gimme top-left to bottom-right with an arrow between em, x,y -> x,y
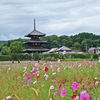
8,41 -> 23,54
93,54 -> 99,59
33,53 -> 41,61
1,32 -> 100,53
42,56 -> 56,61
0,52 -> 93,61
0,43 -> 3,51
10,53 -> 33,61
0,55 -> 11,61
1,46 -> 8,55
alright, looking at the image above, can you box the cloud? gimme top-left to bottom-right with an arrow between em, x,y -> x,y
0,35 -> 9,40
0,0 -> 100,40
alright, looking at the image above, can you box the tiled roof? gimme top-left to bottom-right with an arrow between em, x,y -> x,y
48,48 -> 58,53
57,46 -> 72,51
25,30 -> 45,37
88,47 -> 96,51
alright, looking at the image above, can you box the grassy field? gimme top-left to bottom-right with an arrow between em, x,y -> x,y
0,60 -> 100,100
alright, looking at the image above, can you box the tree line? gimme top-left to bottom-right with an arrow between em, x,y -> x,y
0,32 -> 100,55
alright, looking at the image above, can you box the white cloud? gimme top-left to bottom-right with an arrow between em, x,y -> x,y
0,35 -> 9,40
0,0 -> 100,40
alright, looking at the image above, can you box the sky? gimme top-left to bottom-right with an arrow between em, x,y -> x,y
0,0 -> 100,40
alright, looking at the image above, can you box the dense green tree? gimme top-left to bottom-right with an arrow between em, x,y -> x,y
72,42 -> 81,49
52,40 -> 59,48
8,41 -> 23,53
0,43 -> 3,51
1,32 -> 100,53
61,39 -> 66,46
1,46 -> 8,55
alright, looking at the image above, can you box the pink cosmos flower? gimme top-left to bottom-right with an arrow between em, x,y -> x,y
33,73 -> 36,76
62,50 -> 66,55
27,83 -> 29,86
36,68 -> 39,70
27,73 -> 30,76
50,61 -> 53,64
50,65 -> 53,68
49,98 -> 52,100
27,77 -> 31,80
72,81 -> 78,90
28,61 -> 31,63
32,67 -> 35,72
35,63 -> 38,67
60,88 -> 67,97
59,84 -> 62,89
0,69 -> 1,71
98,99 -> 100,100
57,67 -> 60,72
57,59 -> 60,63
54,92 -> 57,96
80,90 -> 87,95
80,92 -> 89,100
21,80 -> 26,83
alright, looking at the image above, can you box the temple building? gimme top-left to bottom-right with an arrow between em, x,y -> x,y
23,19 -> 49,53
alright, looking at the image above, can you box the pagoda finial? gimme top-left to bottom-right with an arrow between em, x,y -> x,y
34,18 -> 36,30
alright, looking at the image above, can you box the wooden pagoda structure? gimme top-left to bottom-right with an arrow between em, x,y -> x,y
23,19 -> 49,53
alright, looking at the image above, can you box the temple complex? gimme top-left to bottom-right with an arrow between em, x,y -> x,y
23,19 -> 49,53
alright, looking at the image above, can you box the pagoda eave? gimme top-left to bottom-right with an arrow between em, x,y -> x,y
23,48 -> 49,53
24,30 -> 46,37
23,41 -> 48,44
25,34 -> 45,37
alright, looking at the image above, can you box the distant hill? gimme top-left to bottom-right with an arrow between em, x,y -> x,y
0,41 -> 8,44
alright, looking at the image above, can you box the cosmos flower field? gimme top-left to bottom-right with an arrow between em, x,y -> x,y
0,60 -> 100,100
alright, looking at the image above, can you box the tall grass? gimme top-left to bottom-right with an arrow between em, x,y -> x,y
0,60 -> 100,100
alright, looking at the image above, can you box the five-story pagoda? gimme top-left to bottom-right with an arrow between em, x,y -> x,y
23,19 -> 49,53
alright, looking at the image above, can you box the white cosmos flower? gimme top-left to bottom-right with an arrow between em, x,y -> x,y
95,77 -> 97,79
8,68 -> 11,70
33,81 -> 37,84
17,76 -> 20,79
44,74 -> 47,77
23,67 -> 27,72
74,96 -> 79,100
23,72 -> 27,76
52,72 -> 56,75
50,85 -> 54,89
95,81 -> 99,85
6,95 -> 11,99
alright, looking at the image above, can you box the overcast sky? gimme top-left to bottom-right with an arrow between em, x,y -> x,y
0,0 -> 100,40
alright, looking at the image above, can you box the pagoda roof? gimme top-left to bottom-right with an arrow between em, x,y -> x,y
25,19 -> 46,37
25,30 -> 46,37
23,40 -> 48,44
23,48 -> 49,52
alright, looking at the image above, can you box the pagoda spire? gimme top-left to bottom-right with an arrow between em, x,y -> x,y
34,18 -> 36,30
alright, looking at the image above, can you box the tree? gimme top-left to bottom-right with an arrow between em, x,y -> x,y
1,46 -> 8,55
8,41 -> 23,54
61,39 -> 66,46
72,42 -> 81,49
0,43 -> 3,51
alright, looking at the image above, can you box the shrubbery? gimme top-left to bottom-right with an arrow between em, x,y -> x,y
0,55 -> 11,61
92,54 -> 99,59
0,53 -> 94,61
